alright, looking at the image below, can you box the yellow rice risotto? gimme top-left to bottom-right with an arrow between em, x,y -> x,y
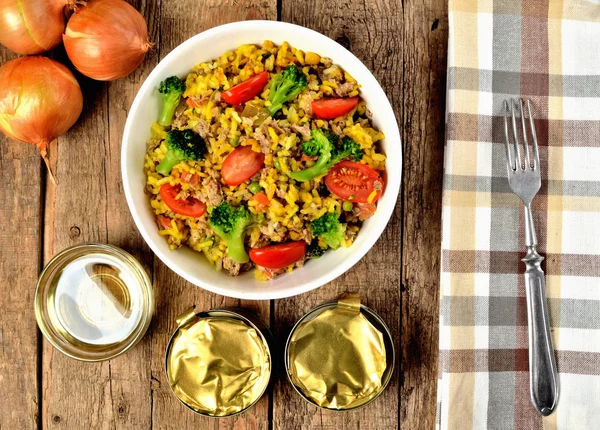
144,41 -> 386,280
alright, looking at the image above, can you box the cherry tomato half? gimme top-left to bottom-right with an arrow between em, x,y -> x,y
249,241 -> 307,270
221,146 -> 265,186
312,97 -> 359,119
159,183 -> 207,217
325,161 -> 383,203
222,71 -> 269,105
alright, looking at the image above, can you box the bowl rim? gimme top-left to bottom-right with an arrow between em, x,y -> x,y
121,20 -> 401,300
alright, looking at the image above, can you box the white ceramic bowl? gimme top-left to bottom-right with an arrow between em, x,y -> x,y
122,20 -> 401,300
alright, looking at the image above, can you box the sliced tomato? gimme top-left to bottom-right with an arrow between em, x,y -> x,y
249,241 -> 306,270
180,171 -> 199,186
222,71 -> 269,105
312,97 -> 359,119
156,215 -> 173,229
356,202 -> 377,220
249,192 -> 270,211
325,161 -> 383,203
221,146 -> 265,186
159,183 -> 207,217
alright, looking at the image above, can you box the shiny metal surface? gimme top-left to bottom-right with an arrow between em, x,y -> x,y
503,98 -> 559,416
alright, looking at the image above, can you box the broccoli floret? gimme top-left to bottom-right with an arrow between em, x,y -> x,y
156,129 -> 206,176
337,136 -> 364,161
310,212 -> 346,250
288,130 -> 363,182
158,76 -> 186,126
209,202 -> 254,263
306,240 -> 326,259
267,65 -> 308,116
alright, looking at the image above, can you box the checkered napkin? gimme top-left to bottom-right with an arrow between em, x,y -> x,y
437,1 -> 600,429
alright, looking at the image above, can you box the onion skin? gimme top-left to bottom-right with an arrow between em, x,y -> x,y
0,0 -> 70,55
63,0 -> 151,81
0,57 -> 83,161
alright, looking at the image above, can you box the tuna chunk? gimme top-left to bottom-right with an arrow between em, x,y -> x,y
301,94 -> 314,116
291,124 -> 311,140
194,119 -> 210,138
331,122 -> 343,135
204,180 -> 222,206
300,228 -> 313,244
199,169 -> 223,207
267,120 -> 289,135
171,113 -> 188,129
335,82 -> 355,97
223,256 -> 241,276
253,128 -> 271,154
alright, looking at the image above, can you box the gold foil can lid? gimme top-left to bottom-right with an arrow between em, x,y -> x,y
165,307 -> 272,417
285,294 -> 394,410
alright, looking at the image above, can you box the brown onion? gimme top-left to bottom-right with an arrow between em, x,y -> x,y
0,57 -> 83,178
0,0 -> 72,55
63,0 -> 151,81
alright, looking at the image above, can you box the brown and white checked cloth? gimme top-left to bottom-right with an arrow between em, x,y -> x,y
438,1 -> 600,429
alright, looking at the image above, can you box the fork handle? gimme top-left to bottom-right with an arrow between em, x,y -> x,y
524,203 -> 537,246
523,246 -> 559,416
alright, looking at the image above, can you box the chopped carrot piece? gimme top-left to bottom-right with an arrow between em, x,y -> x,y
180,171 -> 199,186
157,215 -> 173,229
249,192 -> 270,211
357,203 -> 377,221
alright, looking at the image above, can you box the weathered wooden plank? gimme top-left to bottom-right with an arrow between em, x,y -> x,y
400,1 -> 447,429
40,59 -> 116,427
149,1 -> 276,429
39,1 -> 161,427
0,48 -> 42,430
103,0 -> 161,427
274,1 -> 403,429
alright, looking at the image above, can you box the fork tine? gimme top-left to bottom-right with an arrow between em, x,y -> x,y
519,98 -> 531,169
510,99 -> 521,169
526,99 -> 540,170
503,100 -> 515,171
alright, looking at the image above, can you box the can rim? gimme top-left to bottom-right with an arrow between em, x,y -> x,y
34,243 -> 154,362
164,307 -> 274,418
284,300 -> 395,412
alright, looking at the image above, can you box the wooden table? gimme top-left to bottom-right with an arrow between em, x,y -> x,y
0,0 -> 447,428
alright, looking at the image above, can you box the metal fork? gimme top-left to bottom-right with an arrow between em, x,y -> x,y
503,98 -> 559,416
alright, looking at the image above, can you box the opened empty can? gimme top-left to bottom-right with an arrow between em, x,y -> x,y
35,244 -> 154,361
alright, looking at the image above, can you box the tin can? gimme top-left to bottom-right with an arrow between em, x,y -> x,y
284,296 -> 395,411
34,244 -> 154,361
165,306 -> 274,417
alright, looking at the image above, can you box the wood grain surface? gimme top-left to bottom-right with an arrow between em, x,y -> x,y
0,48 -> 41,430
400,1 -> 448,429
0,0 -> 448,429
